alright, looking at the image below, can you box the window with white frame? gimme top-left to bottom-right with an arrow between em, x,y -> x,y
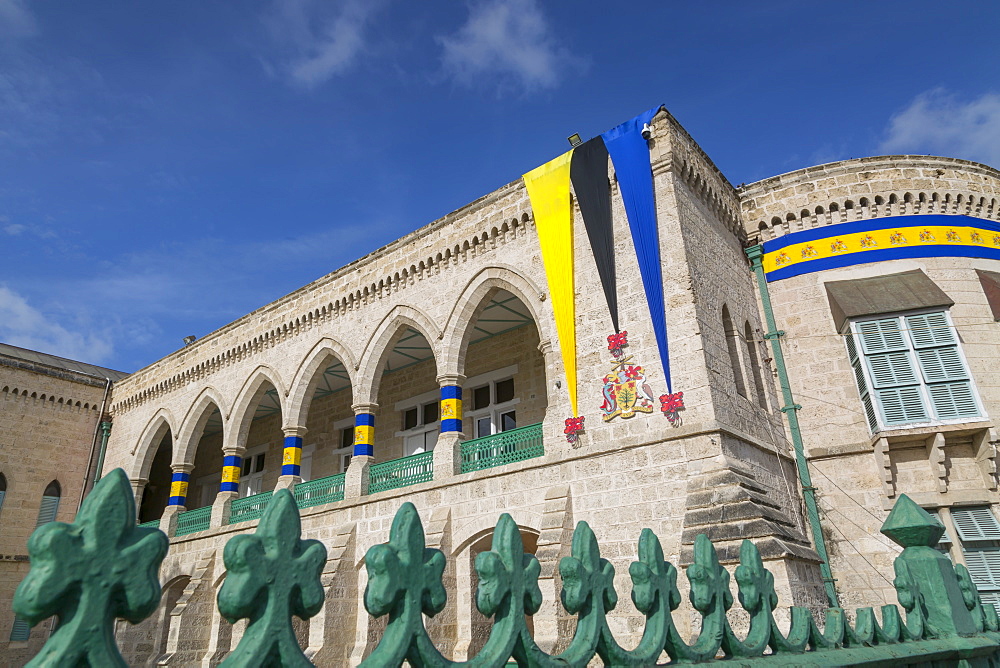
396,391 -> 439,456
846,310 -> 983,432
240,446 -> 267,497
468,376 -> 518,439
333,421 -> 355,472
951,507 -> 1000,615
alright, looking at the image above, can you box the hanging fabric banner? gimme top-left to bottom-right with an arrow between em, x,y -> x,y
571,135 -> 619,333
602,104 -> 673,392
523,151 -> 578,417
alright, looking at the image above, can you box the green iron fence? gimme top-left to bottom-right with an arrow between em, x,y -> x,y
460,422 -> 544,474
368,451 -> 433,494
294,473 -> 346,509
174,506 -> 211,536
137,518 -> 160,530
228,491 -> 273,525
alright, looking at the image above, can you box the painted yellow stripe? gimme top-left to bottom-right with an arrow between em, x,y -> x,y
282,447 -> 301,466
354,424 -> 374,445
221,466 -> 241,484
764,225 -> 999,274
524,150 -> 578,416
169,480 -> 189,498
441,398 -> 462,420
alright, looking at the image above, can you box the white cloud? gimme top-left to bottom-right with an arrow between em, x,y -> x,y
438,0 -> 577,93
262,0 -> 378,88
0,285 -> 113,363
0,0 -> 36,41
880,89 -> 1000,168
3,223 -> 26,235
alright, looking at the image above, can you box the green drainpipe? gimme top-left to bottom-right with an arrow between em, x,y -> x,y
746,244 -> 840,609
93,421 -> 113,486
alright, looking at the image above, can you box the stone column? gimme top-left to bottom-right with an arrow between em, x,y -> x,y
211,446 -> 245,527
345,403 -> 376,499
433,373 -> 466,477
276,426 -> 308,491
537,339 -> 565,449
160,463 -> 194,537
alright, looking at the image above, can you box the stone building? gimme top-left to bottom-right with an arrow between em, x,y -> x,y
0,344 -> 127,664
4,106 -> 1000,665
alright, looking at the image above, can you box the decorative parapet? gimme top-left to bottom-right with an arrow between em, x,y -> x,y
13,471 -> 1000,666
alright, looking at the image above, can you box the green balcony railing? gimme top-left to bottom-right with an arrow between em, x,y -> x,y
138,518 -> 160,530
294,473 -> 346,509
368,451 -> 434,495
460,422 -> 544,474
228,491 -> 273,525
175,506 -> 211,536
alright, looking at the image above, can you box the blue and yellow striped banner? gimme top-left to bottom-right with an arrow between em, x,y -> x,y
762,215 -> 1000,281
282,436 -> 302,476
440,385 -> 463,433
220,455 -> 241,493
354,413 -> 375,457
168,471 -> 190,506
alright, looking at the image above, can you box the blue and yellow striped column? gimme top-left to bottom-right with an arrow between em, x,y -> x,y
281,427 -> 306,477
440,384 -> 463,434
220,452 -> 242,493
167,467 -> 191,507
354,412 -> 375,457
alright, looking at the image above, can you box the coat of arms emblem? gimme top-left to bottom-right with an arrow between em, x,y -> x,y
600,331 -> 655,421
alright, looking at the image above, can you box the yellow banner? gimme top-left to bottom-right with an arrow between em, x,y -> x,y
524,151 -> 577,416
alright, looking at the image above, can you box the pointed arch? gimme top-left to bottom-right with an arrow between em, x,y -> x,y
440,265 -> 551,377
227,365 -> 288,450
355,305 -> 441,403
175,387 -> 229,467
286,338 -> 358,427
132,409 -> 178,479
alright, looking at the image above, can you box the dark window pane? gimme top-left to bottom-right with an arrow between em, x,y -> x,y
342,455 -> 352,472
501,410 -> 516,432
403,407 -> 418,430
423,401 -> 439,425
495,378 -> 515,404
476,416 -> 492,438
242,458 -> 252,476
474,385 -> 491,410
255,454 -> 265,473
341,427 -> 354,449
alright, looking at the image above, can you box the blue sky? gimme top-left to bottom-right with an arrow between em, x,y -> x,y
2,0 -> 999,373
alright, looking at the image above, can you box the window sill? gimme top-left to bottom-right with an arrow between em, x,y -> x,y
867,419 -> 994,446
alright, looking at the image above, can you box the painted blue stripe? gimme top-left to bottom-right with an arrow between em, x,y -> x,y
762,214 -> 1000,253
220,481 -> 239,493
354,443 -> 374,457
223,455 -> 241,467
167,496 -> 185,506
170,472 -> 190,482
441,418 -> 462,433
767,245 -> 1000,282
441,385 -> 462,400
283,435 -> 303,449
355,413 -> 375,426
281,464 -> 301,476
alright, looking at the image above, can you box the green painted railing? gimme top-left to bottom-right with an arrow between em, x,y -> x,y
138,518 -> 160,530
294,473 -> 346,509
460,422 -> 544,474
228,491 -> 273,525
174,506 -> 211,536
368,451 -> 433,494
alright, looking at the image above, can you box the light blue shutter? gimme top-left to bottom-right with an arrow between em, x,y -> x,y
0,489 -> 5,513
952,507 -> 1000,541
906,313 -> 980,421
857,317 -> 928,425
964,548 -> 1000,590
845,332 -> 878,432
35,495 -> 59,528
980,592 -> 1000,617
9,617 -> 29,642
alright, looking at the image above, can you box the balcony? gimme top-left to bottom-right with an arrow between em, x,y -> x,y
228,491 -> 273,525
175,506 -> 211,536
294,473 -> 346,509
368,451 -> 434,494
460,422 -> 544,474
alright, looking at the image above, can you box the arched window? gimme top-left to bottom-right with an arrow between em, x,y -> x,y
744,322 -> 768,408
36,480 -> 61,528
0,473 -> 6,515
722,305 -> 747,398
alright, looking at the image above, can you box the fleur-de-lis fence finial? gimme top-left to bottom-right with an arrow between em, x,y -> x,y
218,488 -> 327,667
12,468 -> 168,667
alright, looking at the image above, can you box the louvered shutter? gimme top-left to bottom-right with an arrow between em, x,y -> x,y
0,489 -> 5,513
952,507 -> 1000,541
856,318 -> 907,354
906,312 -> 955,347
845,333 -> 878,432
904,313 -> 981,421
35,494 -> 59,528
980,591 -> 1000,617
855,317 -> 930,427
963,548 -> 1000,590
928,511 -> 952,548
9,616 -> 29,642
